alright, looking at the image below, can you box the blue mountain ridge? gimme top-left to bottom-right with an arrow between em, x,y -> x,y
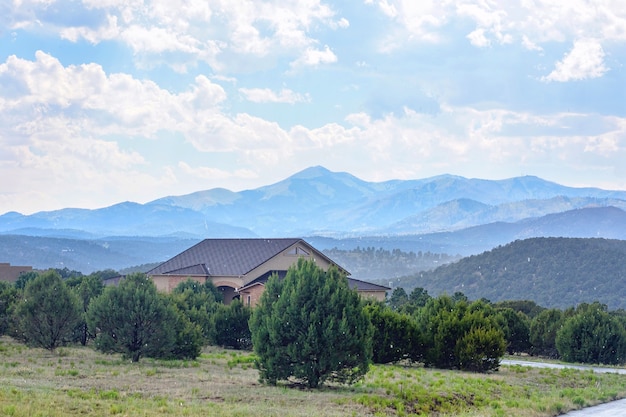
1,165 -> 625,239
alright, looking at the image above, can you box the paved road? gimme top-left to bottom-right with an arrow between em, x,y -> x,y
502,359 -> 626,375
501,359 -> 626,416
561,398 -> 626,417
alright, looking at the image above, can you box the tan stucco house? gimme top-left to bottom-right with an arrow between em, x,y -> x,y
145,238 -> 389,306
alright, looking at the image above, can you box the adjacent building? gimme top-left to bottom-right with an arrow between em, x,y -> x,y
0,262 -> 32,283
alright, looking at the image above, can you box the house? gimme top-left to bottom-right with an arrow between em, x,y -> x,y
0,263 -> 32,283
146,238 -> 389,306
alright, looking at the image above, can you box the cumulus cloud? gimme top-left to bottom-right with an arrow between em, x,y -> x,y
340,106 -> 626,187
0,52 -> 293,210
177,162 -> 257,181
289,45 -> 338,70
370,0 -> 626,51
542,40 -> 608,82
457,2 -> 512,47
10,0 -> 345,73
239,88 -> 310,104
521,35 -> 543,52
1,45 -> 625,212
3,1 -> 626,213
466,28 -> 490,47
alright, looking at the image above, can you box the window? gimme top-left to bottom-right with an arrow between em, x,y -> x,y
287,246 -> 310,256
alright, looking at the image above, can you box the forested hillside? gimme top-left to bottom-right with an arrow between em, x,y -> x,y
390,237 -> 626,309
0,235 -> 199,273
322,247 -> 461,281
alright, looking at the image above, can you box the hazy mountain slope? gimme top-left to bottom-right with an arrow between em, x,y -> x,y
310,206 -> 626,256
0,202 -> 255,238
0,235 -> 200,273
387,197 -> 626,234
390,237 -> 626,309
1,166 -> 626,238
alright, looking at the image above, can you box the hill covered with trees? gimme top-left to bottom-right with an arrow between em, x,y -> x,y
391,237 -> 626,309
322,247 -> 461,281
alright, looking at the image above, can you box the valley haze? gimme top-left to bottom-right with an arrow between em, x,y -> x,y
0,166 -> 625,276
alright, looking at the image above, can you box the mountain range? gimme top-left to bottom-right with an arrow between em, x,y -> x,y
1,166 -> 626,273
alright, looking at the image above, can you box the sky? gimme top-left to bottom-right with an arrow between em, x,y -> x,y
1,0 -> 626,214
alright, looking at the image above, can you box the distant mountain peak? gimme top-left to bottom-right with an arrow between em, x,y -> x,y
289,165 -> 334,179
1,168 -> 625,243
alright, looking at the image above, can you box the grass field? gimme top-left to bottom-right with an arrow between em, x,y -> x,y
1,336 -> 626,416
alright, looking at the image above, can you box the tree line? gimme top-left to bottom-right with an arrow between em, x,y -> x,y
393,237 -> 626,309
322,246 -> 461,281
2,260 -> 626,390
0,269 -> 252,362
388,287 -> 626,365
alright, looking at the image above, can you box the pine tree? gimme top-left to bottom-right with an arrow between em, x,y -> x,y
417,296 -> 505,371
12,271 -> 82,351
529,308 -> 564,358
67,275 -> 104,346
250,259 -> 372,388
496,307 -> 531,355
0,281 -> 18,336
556,302 -> 626,365
87,273 -> 176,362
170,279 -> 221,343
212,299 -> 252,350
364,302 -> 422,364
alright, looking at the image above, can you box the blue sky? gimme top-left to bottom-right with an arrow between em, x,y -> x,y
1,1 -> 626,214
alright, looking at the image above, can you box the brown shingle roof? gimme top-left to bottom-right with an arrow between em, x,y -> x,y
162,264 -> 209,276
148,238 -> 303,276
238,274 -> 390,292
347,277 -> 391,291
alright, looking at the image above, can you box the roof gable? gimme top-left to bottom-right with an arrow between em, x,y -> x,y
148,238 -> 304,276
238,273 -> 390,293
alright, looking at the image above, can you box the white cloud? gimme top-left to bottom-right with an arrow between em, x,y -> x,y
289,45 -> 338,70
1,45 -> 625,212
380,0 -> 448,44
457,2 -> 512,46
335,17 -> 350,29
521,35 -> 543,52
120,25 -> 201,54
371,0 -> 626,51
542,40 -> 608,82
466,28 -> 490,47
11,0 -> 345,73
177,162 -> 256,181
60,15 -> 120,44
3,1 -> 626,213
239,88 -> 310,104
372,0 -> 398,18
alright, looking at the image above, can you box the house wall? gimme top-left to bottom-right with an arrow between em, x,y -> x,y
242,242 -> 337,286
357,290 -> 387,303
238,283 -> 266,307
151,274 -> 206,293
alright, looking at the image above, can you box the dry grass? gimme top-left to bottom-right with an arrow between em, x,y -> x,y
1,336 -> 626,416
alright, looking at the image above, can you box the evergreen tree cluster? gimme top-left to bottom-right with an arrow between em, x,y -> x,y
394,237 -> 626,309
383,286 -> 626,366
323,246 -> 461,281
0,269 -> 251,362
367,289 -> 506,372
